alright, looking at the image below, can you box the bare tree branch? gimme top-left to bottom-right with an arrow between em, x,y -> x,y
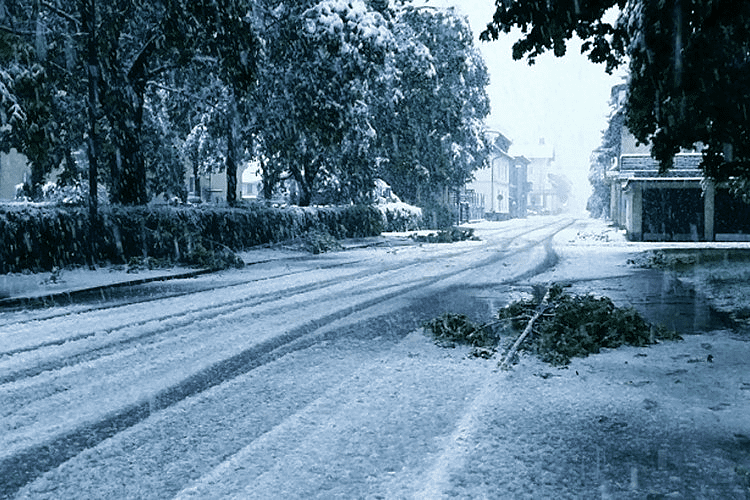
498,287 -> 552,370
40,1 -> 81,28
0,25 -> 35,36
146,81 -> 222,111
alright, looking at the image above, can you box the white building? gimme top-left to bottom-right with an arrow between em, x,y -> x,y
467,130 -> 530,220
0,149 -> 28,200
512,138 -> 560,215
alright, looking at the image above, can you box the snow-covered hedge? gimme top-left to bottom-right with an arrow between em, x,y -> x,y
0,203 -> 384,273
372,180 -> 423,231
377,202 -> 423,232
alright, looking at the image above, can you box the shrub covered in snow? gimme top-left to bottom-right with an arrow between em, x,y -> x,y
0,203 -> 384,273
377,202 -> 422,232
372,179 -> 423,231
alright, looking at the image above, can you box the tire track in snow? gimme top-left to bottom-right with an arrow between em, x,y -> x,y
0,254 -> 376,329
0,220 -> 567,411
416,371 -> 502,498
0,261 -> 476,499
0,275 -> 413,386
0,215 -> 562,330
0,218 -> 573,499
0,217 -> 566,359
0,255 -> 431,358
0,261 -> 373,357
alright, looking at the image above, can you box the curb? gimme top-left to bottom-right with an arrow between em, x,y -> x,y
0,268 -> 216,310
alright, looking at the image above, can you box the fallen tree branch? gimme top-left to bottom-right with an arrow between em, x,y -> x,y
498,287 -> 552,370
480,315 -> 531,330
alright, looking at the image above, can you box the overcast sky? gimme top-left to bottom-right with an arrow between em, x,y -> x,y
416,1 -> 627,212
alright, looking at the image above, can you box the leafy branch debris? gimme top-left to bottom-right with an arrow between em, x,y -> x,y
299,228 -> 343,254
410,227 -> 479,244
422,313 -> 496,350
424,284 -> 681,366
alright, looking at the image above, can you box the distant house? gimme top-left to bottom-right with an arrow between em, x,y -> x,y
240,162 -> 263,201
514,138 -> 562,215
186,165 -> 245,204
467,130 -> 530,220
607,126 -> 750,241
0,149 -> 29,200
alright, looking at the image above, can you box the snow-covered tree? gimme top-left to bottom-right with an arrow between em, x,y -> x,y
95,0 -> 255,205
375,6 -> 490,208
141,88 -> 187,200
187,0 -> 258,205
0,0 -> 259,205
588,85 -> 625,218
179,77 -> 238,201
255,0 -> 394,206
2,0 -> 491,211
0,1 -> 87,200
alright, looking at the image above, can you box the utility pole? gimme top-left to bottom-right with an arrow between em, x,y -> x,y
490,157 -> 495,213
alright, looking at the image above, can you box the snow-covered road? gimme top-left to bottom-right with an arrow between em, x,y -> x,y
1,216 -> 576,499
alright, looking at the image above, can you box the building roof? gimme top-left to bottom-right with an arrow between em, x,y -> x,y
510,141 -> 554,160
617,153 -> 703,179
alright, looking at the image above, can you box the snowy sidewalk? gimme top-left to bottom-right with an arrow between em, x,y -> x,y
0,234 -> 412,308
0,265 -> 211,308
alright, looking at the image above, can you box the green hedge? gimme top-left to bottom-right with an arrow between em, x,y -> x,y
0,203 -> 385,273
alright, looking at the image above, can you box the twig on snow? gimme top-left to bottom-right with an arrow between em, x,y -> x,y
498,287 -> 552,370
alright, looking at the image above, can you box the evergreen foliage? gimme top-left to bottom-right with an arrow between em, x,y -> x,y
254,0 -> 392,206
299,229 -> 343,254
375,5 -> 491,209
409,226 -> 478,244
0,0 -> 260,205
482,0 -> 750,194
423,313 -> 496,348
497,284 -> 681,366
587,85 -> 625,218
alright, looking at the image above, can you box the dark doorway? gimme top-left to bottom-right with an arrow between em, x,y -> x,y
642,187 -> 703,240
715,189 -> 750,235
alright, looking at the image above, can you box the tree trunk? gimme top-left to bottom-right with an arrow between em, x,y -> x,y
225,92 -> 238,206
99,31 -> 157,205
290,152 -> 315,207
30,162 -> 45,200
297,186 -> 312,207
260,156 -> 275,200
110,147 -> 120,204
124,74 -> 148,205
114,125 -> 147,205
193,162 -> 201,201
102,84 -> 147,205
84,0 -> 99,267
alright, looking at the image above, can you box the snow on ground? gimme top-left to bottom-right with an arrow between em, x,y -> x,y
2,216 -> 750,499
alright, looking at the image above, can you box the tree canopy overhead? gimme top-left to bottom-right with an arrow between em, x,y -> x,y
482,0 -> 627,71
482,0 -> 750,189
1,0 -> 491,213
